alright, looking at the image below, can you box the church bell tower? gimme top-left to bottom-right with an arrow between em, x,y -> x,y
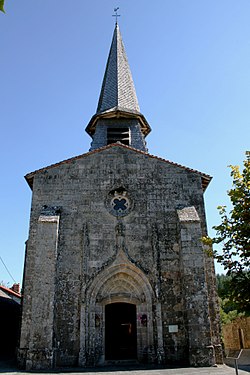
86,23 -> 151,152
18,20 -> 222,370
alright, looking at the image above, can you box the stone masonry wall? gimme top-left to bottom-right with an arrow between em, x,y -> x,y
19,145 -> 219,369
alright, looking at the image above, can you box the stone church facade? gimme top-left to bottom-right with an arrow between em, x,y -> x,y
18,23 -> 222,369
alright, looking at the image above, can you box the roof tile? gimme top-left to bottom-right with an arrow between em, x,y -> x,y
25,143 -> 212,191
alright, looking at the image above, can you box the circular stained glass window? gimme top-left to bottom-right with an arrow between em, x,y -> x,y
106,188 -> 132,217
111,196 -> 129,213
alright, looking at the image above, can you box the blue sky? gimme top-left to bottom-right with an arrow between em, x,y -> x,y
0,0 -> 249,285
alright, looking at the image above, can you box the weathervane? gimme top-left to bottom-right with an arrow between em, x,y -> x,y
112,7 -> 120,24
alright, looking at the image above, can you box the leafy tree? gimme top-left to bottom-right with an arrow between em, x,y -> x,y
203,151 -> 250,313
216,274 -> 245,324
219,298 -> 244,325
0,0 -> 5,13
216,274 -> 232,300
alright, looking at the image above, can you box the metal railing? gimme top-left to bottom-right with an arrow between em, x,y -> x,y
226,349 -> 243,375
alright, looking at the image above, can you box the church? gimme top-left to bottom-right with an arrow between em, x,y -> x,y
18,22 -> 222,369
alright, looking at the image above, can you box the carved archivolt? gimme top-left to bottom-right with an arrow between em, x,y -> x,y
86,257 -> 154,306
80,252 -> 155,366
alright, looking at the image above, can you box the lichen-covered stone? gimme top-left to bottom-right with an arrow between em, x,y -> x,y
18,21 -> 222,371
19,144 -> 222,369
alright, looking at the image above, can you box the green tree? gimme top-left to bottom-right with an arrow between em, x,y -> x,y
0,0 -> 5,13
216,274 -> 245,324
216,274 -> 232,300
203,151 -> 250,313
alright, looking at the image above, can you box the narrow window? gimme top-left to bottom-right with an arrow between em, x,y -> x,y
107,127 -> 130,146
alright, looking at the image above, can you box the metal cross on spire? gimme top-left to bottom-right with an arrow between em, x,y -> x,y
112,7 -> 120,24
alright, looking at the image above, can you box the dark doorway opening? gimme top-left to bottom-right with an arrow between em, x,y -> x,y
105,303 -> 137,360
0,297 -> 21,360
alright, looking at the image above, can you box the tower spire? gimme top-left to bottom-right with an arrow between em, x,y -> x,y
86,23 -> 151,152
96,22 -> 140,114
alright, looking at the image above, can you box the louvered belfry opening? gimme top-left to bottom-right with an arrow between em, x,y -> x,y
107,127 -> 130,146
86,23 -> 151,152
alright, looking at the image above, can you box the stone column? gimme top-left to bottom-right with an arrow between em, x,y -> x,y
19,206 -> 60,370
78,304 -> 87,366
155,303 -> 165,364
177,206 -> 214,367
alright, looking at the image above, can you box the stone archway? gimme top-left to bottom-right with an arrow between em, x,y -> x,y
79,253 -> 155,366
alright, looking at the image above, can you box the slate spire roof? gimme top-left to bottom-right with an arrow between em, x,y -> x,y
86,23 -> 151,137
97,23 -> 140,114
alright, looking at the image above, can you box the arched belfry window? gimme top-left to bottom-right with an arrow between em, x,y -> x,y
107,127 -> 130,146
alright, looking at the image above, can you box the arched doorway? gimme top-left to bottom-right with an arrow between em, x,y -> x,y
105,303 -> 137,360
79,257 -> 156,366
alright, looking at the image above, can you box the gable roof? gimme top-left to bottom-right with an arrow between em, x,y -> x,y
0,285 -> 21,299
25,143 -> 212,191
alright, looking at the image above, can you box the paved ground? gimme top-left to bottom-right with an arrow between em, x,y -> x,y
0,361 -> 249,375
